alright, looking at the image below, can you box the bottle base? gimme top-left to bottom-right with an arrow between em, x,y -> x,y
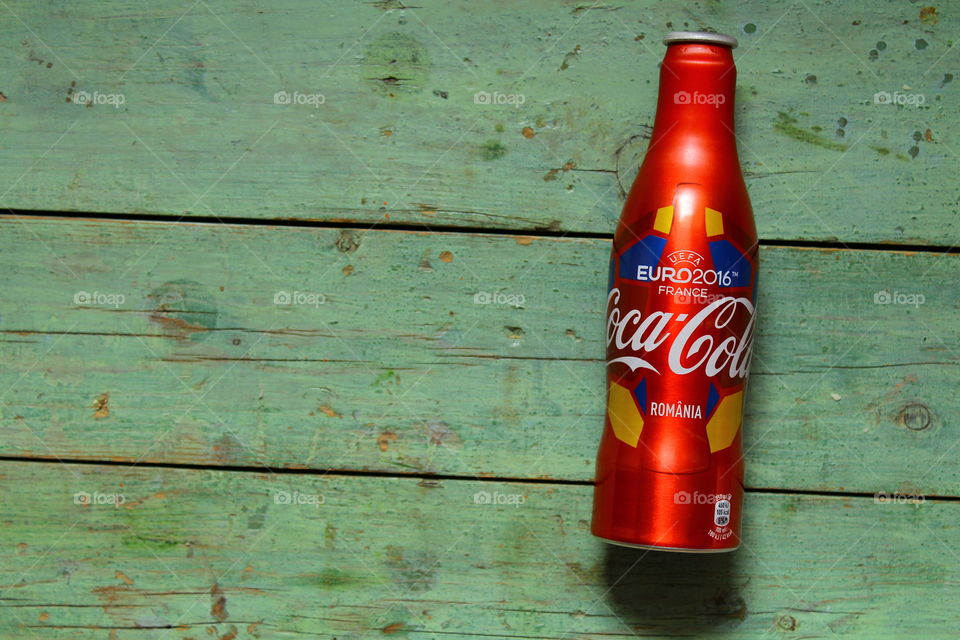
593,534 -> 739,553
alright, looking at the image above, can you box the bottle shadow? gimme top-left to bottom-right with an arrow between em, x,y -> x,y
601,543 -> 747,635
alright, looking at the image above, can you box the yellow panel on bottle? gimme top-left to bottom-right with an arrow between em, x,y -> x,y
705,207 -> 724,237
705,390 -> 743,452
607,381 -> 644,447
653,206 -> 674,234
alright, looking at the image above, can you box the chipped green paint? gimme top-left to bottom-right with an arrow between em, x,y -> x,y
147,279 -> 218,340
0,462 -> 956,637
1,218 -> 958,495
478,140 -> 507,161
120,535 -> 182,551
371,369 -> 399,389
316,568 -> 356,588
0,1 -> 956,243
774,111 -> 849,152
362,32 -> 431,94
0,3 -> 957,638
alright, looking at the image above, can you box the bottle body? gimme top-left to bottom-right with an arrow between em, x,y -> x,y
592,33 -> 758,552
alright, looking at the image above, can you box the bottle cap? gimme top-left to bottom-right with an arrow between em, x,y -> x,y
663,31 -> 738,49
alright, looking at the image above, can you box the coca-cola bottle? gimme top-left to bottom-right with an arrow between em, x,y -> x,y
592,31 -> 758,552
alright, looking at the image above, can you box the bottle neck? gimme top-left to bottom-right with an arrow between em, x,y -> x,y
648,43 -> 738,156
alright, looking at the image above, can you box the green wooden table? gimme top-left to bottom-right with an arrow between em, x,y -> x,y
1,1 -> 957,638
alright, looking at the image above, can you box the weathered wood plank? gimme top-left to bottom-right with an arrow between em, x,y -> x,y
0,461 -> 955,638
0,217 -> 956,494
0,1 -> 956,242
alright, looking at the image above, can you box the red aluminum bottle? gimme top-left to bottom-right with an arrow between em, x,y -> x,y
592,31 -> 758,552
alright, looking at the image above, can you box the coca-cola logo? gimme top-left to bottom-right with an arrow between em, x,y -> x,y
606,288 -> 755,378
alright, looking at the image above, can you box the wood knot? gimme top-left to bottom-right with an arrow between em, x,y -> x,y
775,613 -> 797,630
210,583 -> 228,622
147,280 -> 217,340
898,403 -> 932,431
335,229 -> 360,253
92,392 -> 110,419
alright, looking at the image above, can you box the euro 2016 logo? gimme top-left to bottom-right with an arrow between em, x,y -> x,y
666,250 -> 705,267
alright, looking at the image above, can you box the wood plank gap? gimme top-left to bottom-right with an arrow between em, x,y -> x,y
2,209 -> 957,254
0,455 -> 953,503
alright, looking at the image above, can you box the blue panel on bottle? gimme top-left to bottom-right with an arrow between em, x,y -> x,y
607,257 -> 616,292
705,384 -> 720,417
619,236 -> 668,282
633,379 -> 647,414
708,240 -> 751,287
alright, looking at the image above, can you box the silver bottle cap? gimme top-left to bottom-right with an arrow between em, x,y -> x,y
663,31 -> 738,49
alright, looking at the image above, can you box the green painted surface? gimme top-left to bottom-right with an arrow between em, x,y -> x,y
1,2 -> 958,637
0,1 -> 955,243
0,462 -> 954,638
0,218 -> 955,495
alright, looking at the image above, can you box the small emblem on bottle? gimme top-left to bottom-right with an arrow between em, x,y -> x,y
714,499 -> 731,527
